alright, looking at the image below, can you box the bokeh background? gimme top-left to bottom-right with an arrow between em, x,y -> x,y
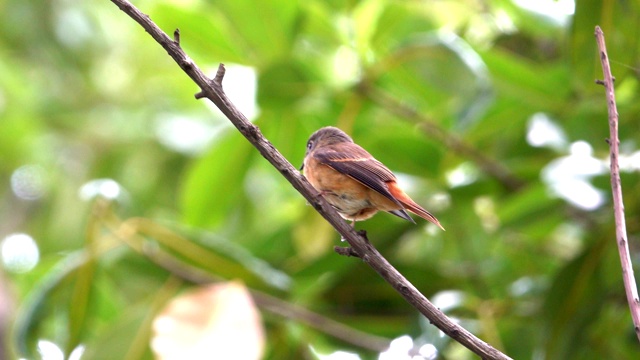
1,0 -> 640,359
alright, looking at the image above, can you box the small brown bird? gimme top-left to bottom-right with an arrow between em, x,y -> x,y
301,126 -> 444,230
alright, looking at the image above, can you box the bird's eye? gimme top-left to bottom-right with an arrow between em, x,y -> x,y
307,141 -> 313,150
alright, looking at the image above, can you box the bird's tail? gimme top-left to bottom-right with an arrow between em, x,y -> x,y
388,182 -> 445,230
401,199 -> 445,231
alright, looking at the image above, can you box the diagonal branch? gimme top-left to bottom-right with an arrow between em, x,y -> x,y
594,26 -> 640,342
108,0 -> 512,358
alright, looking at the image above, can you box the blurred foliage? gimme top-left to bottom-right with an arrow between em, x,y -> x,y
1,0 -> 640,359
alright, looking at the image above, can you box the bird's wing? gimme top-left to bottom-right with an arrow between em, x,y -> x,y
313,143 -> 412,220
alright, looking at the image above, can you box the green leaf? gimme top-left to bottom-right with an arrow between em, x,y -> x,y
180,130 -> 254,228
210,0 -> 300,65
541,240 -> 608,359
372,33 -> 492,129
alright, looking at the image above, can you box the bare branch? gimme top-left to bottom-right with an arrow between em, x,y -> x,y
108,0 -> 512,358
594,25 -> 640,342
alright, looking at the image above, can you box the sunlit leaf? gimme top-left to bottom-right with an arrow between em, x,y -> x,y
151,282 -> 264,360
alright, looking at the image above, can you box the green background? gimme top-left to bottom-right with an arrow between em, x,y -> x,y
1,0 -> 639,359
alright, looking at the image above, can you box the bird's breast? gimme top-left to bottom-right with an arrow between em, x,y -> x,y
303,159 -> 400,220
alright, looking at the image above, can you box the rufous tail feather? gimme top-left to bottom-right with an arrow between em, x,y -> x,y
400,200 -> 445,231
388,182 -> 445,230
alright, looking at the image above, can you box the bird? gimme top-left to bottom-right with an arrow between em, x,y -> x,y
301,126 -> 444,230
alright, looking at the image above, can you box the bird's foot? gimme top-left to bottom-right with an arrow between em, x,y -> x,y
357,229 -> 369,242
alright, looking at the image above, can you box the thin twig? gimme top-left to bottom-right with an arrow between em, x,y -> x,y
594,25 -> 640,342
108,1 -> 512,358
173,28 -> 180,45
334,246 -> 360,257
